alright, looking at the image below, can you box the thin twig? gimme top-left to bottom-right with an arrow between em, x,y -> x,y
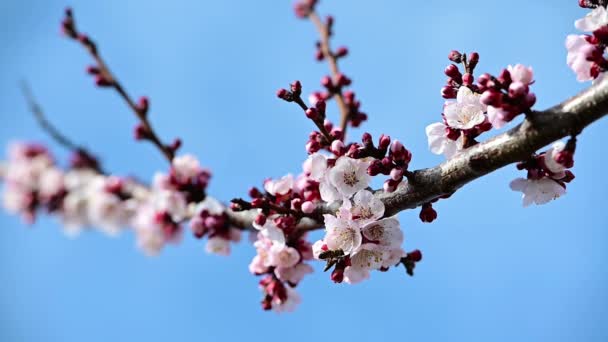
62,9 -> 175,163
20,81 -> 81,151
309,12 -> 351,136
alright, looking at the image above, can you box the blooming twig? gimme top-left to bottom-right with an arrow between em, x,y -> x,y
61,8 -> 179,163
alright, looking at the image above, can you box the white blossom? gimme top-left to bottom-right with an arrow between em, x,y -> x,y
275,263 -> 313,284
323,213 -> 362,255
543,141 -> 567,176
443,86 -> 487,130
510,177 -> 566,207
575,6 -> 608,32
327,157 -> 370,199
507,64 -> 534,85
264,175 -> 294,196
272,287 -> 301,313
205,236 -> 231,256
172,154 -> 201,182
361,216 -> 403,249
348,190 -> 385,224
267,244 -> 301,268
425,122 -> 461,159
566,34 -> 598,82
253,217 -> 286,245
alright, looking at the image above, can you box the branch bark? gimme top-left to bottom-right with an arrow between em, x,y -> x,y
226,77 -> 608,230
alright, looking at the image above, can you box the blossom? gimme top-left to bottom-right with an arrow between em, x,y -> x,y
303,152 -> 328,181
343,265 -> 370,284
253,217 -> 286,245
507,64 -> 534,85
360,216 -> 403,249
38,167 -> 64,198
275,263 -> 313,284
172,154 -> 202,182
205,236 -> 231,256
312,239 -> 326,259
543,141 -> 567,175
350,245 -> 387,270
575,5 -> 608,32
443,86 -> 487,130
264,175 -> 294,196
566,34 -> 599,82
487,105 -> 510,129
509,178 -> 566,207
348,189 -> 384,224
323,213 -> 362,255
327,157 -> 370,198
425,122 -> 461,159
267,244 -> 301,268
152,190 -> 187,222
272,287 -> 301,313
132,205 -> 166,256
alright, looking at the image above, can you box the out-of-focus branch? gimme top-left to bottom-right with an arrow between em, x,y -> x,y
20,81 -> 103,172
230,77 -> 608,231
61,8 -> 177,163
308,12 -> 350,135
20,81 -> 80,151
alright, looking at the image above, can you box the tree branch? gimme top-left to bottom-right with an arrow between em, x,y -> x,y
20,81 -> 81,151
62,9 -> 176,163
227,77 -> 608,231
309,12 -> 351,135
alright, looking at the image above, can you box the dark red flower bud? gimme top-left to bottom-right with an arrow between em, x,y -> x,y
335,46 -> 349,58
378,134 -> 391,150
441,86 -> 457,99
468,52 -> 480,71
448,50 -> 462,63
407,249 -> 423,262
254,213 -> 267,226
419,203 -> 437,223
445,64 -> 462,79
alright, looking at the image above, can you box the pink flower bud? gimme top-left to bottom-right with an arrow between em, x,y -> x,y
301,201 -> 315,214
305,108 -> 319,120
390,168 -> 404,181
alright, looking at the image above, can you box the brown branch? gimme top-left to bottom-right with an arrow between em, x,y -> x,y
308,12 -> 351,136
62,9 -> 175,163
227,77 -> 608,231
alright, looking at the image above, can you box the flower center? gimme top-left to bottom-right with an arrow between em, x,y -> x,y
365,224 -> 383,241
343,171 -> 358,186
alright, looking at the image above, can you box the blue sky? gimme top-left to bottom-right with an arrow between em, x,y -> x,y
0,1 -> 607,341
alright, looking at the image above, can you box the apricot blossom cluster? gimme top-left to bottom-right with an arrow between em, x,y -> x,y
0,0 -> 602,314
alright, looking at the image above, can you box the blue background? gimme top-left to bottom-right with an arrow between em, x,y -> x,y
0,1 -> 606,341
